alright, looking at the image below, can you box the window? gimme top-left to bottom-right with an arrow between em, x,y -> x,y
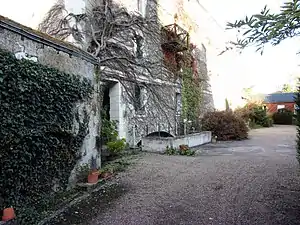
134,85 -> 143,111
137,0 -> 147,17
134,35 -> 144,58
277,105 -> 285,110
175,93 -> 181,115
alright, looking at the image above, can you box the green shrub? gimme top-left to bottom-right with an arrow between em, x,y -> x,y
235,102 -> 273,128
272,109 -> 294,125
0,49 -> 92,223
202,111 -> 248,141
101,113 -> 118,142
165,146 -> 177,155
165,145 -> 195,156
107,138 -> 126,155
178,145 -> 195,156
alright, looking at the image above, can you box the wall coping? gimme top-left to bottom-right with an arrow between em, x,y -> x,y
0,15 -> 98,65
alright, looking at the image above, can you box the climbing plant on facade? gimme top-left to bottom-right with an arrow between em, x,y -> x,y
181,66 -> 201,124
0,49 -> 92,223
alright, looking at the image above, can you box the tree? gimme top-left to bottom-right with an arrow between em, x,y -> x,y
224,0 -> 300,55
281,83 -> 294,92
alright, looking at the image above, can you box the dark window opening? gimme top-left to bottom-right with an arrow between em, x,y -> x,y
134,84 -> 142,111
134,35 -> 144,58
102,86 -> 110,120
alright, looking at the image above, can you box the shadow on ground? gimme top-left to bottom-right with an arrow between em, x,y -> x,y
45,181 -> 128,225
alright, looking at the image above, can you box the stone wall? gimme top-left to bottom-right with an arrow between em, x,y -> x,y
142,131 -> 212,153
0,16 -> 101,184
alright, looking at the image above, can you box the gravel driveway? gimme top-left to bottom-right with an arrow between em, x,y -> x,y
59,125 -> 300,225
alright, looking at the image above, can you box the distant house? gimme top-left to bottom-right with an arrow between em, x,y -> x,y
262,93 -> 296,114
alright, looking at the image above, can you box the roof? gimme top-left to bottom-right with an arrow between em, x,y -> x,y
0,15 -> 98,64
263,93 -> 296,103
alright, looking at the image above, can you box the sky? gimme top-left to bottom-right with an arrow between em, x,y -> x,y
200,0 -> 300,109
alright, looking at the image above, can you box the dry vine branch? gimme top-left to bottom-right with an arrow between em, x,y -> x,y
39,0 -> 198,133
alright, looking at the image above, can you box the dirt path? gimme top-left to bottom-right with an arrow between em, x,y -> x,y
53,125 -> 300,225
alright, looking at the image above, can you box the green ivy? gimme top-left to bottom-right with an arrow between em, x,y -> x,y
0,49 -> 93,223
296,81 -> 300,164
181,67 -> 201,123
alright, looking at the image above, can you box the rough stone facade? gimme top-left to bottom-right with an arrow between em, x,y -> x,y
0,16 -> 101,183
98,0 -> 215,145
1,0 -> 216,149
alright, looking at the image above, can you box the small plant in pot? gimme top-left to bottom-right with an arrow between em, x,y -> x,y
87,171 -> 99,184
87,156 -> 100,184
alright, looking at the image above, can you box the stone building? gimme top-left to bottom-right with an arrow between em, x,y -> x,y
0,0 -> 219,147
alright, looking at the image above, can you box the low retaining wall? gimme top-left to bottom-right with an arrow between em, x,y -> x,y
141,131 -> 212,153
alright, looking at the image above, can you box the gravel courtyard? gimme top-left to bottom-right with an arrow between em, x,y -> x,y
54,125 -> 300,225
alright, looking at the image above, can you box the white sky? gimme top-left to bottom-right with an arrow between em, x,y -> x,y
201,0 -> 300,108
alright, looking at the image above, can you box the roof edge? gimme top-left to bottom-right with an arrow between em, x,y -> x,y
0,15 -> 98,65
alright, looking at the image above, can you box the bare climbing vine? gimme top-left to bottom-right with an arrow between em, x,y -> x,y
39,0 -> 206,137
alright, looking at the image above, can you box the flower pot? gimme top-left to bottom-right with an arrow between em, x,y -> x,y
87,173 -> 98,184
91,170 -> 100,176
2,207 -> 15,221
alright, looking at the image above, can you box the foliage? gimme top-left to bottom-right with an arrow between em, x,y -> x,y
202,111 -> 248,141
281,83 -> 295,93
100,157 -> 132,174
75,163 -> 91,183
234,106 -> 252,122
165,145 -> 195,156
107,138 -> 126,155
225,0 -> 300,54
178,145 -> 195,156
272,108 -> 294,125
249,104 -> 272,127
181,67 -> 201,123
225,98 -> 231,111
0,49 -> 92,223
295,83 -> 300,163
165,146 -> 177,155
101,115 -> 118,142
235,102 -> 273,128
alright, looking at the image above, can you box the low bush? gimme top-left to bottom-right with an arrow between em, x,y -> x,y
165,145 -> 195,156
202,111 -> 248,141
272,109 -> 294,125
235,102 -> 273,128
107,138 -> 126,155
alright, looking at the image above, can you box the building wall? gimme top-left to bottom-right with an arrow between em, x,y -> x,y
0,17 -> 101,184
265,102 -> 295,114
1,0 -> 217,146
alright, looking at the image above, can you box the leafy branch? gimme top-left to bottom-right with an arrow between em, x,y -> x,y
223,0 -> 300,55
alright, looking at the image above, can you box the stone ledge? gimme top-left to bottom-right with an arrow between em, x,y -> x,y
142,131 -> 212,153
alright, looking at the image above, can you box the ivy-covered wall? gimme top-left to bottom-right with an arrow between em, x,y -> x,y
0,49 -> 94,216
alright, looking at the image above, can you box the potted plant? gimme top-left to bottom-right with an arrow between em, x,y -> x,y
87,171 -> 99,184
